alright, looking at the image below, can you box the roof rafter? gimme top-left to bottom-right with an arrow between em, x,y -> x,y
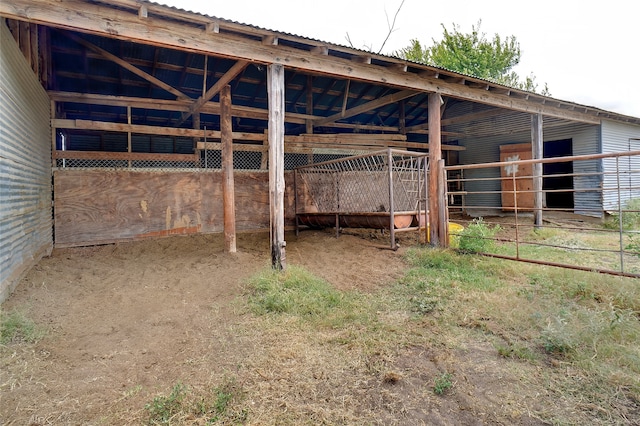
64,31 -> 189,100
314,89 -> 416,126
175,59 -> 249,126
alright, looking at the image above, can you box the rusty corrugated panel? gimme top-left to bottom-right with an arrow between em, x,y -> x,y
0,21 -> 52,302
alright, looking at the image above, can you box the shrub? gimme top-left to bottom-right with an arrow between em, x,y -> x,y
605,198 -> 640,231
457,218 -> 501,253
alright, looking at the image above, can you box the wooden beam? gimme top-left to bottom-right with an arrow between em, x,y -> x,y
428,93 -> 445,247
221,85 -> 236,252
48,91 -> 313,125
206,21 -> 219,34
1,0 -> 604,124
53,150 -> 196,162
314,89 -> 416,126
262,35 -> 278,46
176,59 -> 249,125
305,75 -> 314,134
532,113 -> 543,228
64,32 -> 189,100
405,107 -> 505,133
267,64 -> 286,270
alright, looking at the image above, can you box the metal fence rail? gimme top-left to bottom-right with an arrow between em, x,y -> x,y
446,150 -> 640,278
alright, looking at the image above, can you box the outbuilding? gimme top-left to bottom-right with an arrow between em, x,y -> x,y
1,0 -> 639,301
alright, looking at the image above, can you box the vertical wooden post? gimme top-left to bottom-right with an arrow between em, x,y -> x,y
532,113 -> 543,229
428,92 -> 444,246
221,85 -> 236,253
268,64 -> 286,270
306,75 -> 314,164
127,106 -> 132,168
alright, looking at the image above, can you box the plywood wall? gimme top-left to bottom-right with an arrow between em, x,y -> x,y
54,170 -> 298,247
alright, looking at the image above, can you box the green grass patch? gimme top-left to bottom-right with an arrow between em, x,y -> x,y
0,308 -> 46,344
145,379 -> 247,425
248,265 -> 344,317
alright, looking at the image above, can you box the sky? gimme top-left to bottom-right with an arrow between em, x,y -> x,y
158,0 -> 639,118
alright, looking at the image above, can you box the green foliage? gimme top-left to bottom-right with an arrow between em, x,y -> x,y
0,309 -> 45,344
395,21 -> 550,95
605,198 -> 640,231
146,383 -> 187,425
457,218 -> 501,253
433,372 -> 453,395
627,234 -> 640,259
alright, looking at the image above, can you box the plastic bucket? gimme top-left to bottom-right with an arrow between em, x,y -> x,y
424,222 -> 464,248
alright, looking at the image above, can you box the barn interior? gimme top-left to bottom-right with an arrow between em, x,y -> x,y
2,0 -> 640,300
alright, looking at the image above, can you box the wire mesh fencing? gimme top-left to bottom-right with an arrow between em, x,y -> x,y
446,150 -> 640,277
294,149 -> 428,214
53,146 -> 370,172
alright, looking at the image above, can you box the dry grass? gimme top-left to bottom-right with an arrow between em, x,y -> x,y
2,229 -> 639,425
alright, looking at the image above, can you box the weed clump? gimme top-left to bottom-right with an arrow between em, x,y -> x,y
457,218 -> 501,253
0,309 -> 45,344
145,380 -> 247,425
605,198 -> 640,230
433,372 -> 453,395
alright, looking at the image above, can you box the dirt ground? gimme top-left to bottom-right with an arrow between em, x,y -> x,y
2,228 -> 559,424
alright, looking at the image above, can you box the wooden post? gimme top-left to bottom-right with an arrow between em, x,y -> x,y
428,92 -> 444,246
127,106 -> 132,168
306,75 -> 314,164
532,113 -> 543,229
221,84 -> 236,253
268,64 -> 286,270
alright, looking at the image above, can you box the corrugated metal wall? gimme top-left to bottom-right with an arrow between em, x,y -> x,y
457,115 -> 600,216
601,120 -> 640,211
0,21 -> 52,302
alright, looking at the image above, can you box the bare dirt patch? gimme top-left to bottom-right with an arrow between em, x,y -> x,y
0,229 -> 585,424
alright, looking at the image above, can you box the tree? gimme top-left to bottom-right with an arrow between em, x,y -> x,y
396,21 -> 550,95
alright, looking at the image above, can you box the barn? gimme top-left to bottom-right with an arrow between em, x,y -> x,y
2,0 -> 639,302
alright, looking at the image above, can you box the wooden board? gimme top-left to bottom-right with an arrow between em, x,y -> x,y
54,170 -> 298,247
500,143 -> 534,210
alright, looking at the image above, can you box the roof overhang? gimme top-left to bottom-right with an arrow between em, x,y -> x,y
3,0 -> 638,126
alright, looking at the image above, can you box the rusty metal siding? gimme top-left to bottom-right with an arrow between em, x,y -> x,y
0,21 -> 52,302
601,120 -> 640,212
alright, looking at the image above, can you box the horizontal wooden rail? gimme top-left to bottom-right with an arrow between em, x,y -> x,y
54,150 -> 197,162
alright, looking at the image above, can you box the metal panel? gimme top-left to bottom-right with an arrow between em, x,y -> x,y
0,21 -> 52,302
459,119 -> 600,216
601,120 -> 640,211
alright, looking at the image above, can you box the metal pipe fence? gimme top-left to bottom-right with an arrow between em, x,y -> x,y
446,150 -> 640,278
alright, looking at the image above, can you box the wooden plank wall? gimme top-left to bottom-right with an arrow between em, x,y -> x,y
53,170 -> 299,247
